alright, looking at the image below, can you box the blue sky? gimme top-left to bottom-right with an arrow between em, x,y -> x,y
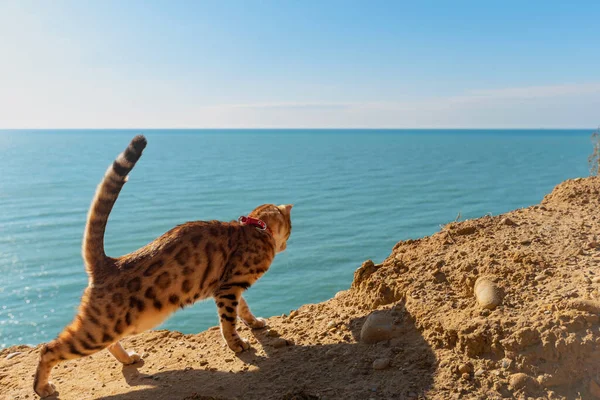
1,0 -> 599,128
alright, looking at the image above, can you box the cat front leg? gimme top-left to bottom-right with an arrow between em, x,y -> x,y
214,289 -> 250,352
238,296 -> 266,329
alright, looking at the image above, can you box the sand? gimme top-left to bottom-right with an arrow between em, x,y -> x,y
2,177 -> 600,399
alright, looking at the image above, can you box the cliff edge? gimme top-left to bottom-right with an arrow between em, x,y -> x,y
2,177 -> 600,400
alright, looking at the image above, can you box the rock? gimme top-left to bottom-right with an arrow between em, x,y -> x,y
360,312 -> 397,344
461,373 -> 470,380
500,359 -> 512,369
588,241 -> 599,249
6,352 -> 22,360
474,369 -> 485,377
326,321 -> 337,330
267,329 -> 280,338
474,277 -> 502,310
458,363 -> 472,374
590,379 -> 600,398
288,310 -> 299,319
534,275 -> 547,282
501,217 -> 517,226
372,358 -> 390,370
509,373 -> 538,391
272,338 -> 287,348
592,276 -> 600,284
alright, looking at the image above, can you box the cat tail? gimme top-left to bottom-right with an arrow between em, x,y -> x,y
82,135 -> 147,279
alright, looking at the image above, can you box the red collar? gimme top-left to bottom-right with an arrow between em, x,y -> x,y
238,216 -> 273,236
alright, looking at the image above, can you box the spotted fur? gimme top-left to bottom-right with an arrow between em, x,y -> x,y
33,135 -> 293,398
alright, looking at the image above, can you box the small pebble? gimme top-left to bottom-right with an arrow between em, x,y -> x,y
372,358 -> 390,370
461,373 -> 470,380
501,217 -> 517,226
272,338 -> 287,348
267,329 -> 280,338
458,363 -> 472,374
326,321 -> 337,330
509,373 -> 535,390
534,275 -> 546,282
432,271 -> 447,283
474,277 -> 502,310
474,369 -> 485,377
592,277 -> 600,284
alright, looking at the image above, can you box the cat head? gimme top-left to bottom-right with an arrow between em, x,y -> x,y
249,204 -> 293,253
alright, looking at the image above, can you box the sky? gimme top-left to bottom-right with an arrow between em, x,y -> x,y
0,0 -> 599,129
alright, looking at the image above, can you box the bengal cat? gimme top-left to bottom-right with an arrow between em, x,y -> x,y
33,135 -> 293,397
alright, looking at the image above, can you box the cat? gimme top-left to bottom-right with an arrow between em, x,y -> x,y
33,135 -> 293,397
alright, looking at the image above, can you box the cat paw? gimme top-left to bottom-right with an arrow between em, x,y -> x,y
125,351 -> 141,365
227,337 -> 250,353
35,381 -> 56,398
249,317 -> 267,329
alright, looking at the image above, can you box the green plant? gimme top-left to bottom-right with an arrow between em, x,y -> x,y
588,127 -> 600,176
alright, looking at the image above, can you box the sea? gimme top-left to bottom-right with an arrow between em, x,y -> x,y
0,129 -> 594,348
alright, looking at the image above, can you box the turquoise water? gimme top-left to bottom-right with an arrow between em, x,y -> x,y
0,129 -> 592,348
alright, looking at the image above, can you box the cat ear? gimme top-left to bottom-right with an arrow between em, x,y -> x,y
278,204 -> 293,214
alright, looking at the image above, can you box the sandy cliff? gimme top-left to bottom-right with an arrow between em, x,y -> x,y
2,177 -> 600,400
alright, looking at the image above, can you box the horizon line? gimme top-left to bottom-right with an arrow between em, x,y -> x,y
0,127 -> 597,131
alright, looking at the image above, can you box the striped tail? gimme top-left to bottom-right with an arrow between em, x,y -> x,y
82,135 -> 147,279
